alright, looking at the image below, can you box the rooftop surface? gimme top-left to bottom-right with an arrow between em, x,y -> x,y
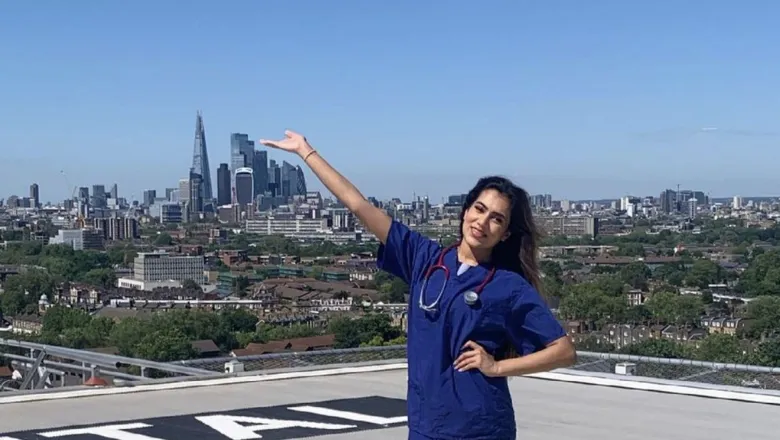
0,365 -> 777,440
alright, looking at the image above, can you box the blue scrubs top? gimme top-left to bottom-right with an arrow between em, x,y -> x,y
378,221 -> 566,440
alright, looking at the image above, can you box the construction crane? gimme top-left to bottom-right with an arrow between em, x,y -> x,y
61,170 -> 86,228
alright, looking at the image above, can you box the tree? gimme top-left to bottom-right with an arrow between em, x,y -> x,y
619,262 -> 651,290
683,259 -> 722,289
740,296 -> 780,339
309,266 -> 324,280
558,283 -> 628,325
328,314 -> 402,348
674,295 -> 704,326
737,251 -> 780,297
232,276 -> 250,297
0,270 -> 55,315
181,279 -> 201,291
644,292 -> 678,324
154,233 -> 174,246
81,268 -> 117,289
133,325 -> 197,362
695,334 -> 746,363
749,339 -> 780,367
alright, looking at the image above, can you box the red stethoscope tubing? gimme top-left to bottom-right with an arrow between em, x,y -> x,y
419,243 -> 497,311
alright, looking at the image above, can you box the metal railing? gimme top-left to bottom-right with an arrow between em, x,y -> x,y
177,345 -> 780,390
0,338 -> 216,391
4,339 -> 780,393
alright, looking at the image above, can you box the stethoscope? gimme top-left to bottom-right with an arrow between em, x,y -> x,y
418,243 -> 496,312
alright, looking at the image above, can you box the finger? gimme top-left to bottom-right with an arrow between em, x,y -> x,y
258,139 -> 279,147
454,350 -> 479,363
453,352 -> 479,370
456,359 -> 480,372
462,341 -> 483,352
285,129 -> 300,138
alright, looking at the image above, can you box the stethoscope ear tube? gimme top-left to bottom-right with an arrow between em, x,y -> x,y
418,244 -> 496,312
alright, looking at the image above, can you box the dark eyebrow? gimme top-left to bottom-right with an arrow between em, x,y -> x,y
475,201 -> 507,221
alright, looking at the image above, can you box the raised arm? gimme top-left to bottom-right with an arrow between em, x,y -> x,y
260,130 -> 392,243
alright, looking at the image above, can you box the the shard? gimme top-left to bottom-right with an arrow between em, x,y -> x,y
191,111 -> 213,204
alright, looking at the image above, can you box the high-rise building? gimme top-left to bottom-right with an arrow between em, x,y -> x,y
77,187 -> 89,202
659,189 -> 676,214
143,190 -> 157,207
109,183 -> 118,200
91,184 -> 106,208
178,179 -> 190,205
281,161 -> 297,198
29,183 -> 39,208
217,163 -> 231,206
268,160 -> 280,197
189,171 -> 203,214
234,167 -> 254,206
230,133 -> 255,185
295,165 -> 307,196
253,150 -> 269,198
191,111 -> 213,205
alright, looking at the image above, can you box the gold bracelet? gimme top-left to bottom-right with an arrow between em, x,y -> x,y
303,149 -> 317,162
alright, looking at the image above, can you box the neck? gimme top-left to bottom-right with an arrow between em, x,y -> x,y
457,241 -> 491,266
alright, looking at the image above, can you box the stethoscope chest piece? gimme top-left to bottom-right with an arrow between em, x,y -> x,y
463,290 -> 479,306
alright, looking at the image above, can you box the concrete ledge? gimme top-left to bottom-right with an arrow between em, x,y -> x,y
2,361 -> 780,407
529,369 -> 780,405
0,362 -> 409,405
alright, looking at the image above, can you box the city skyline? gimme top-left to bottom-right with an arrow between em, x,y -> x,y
2,2 -> 779,201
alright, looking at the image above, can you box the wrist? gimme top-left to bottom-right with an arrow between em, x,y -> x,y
296,145 -> 315,159
494,359 -> 510,377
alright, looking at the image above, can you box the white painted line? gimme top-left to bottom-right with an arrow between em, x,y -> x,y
0,363 -> 409,405
526,371 -> 780,406
288,405 -> 407,425
39,423 -> 154,438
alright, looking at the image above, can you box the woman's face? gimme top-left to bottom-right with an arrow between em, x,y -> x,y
461,188 -> 512,251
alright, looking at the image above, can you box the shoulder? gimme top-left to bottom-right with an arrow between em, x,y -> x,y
386,220 -> 441,249
493,269 -> 547,309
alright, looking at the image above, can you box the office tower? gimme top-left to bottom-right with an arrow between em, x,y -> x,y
78,187 -> 89,202
109,183 -> 118,200
659,189 -> 676,214
281,161 -> 297,198
234,168 -> 254,206
143,190 -> 157,207
178,179 -> 190,203
230,133 -> 255,186
253,150 -> 269,198
91,184 -> 106,208
295,165 -> 307,196
217,163 -> 231,206
29,183 -> 39,208
189,171 -> 203,214
191,111 -> 214,203
268,160 -> 280,197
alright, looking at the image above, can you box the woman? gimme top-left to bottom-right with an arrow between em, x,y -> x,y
261,130 -> 576,440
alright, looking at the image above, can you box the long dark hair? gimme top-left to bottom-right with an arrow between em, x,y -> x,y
459,176 -> 544,359
458,176 -> 543,293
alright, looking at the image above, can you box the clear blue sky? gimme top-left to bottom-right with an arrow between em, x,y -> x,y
2,1 -> 778,203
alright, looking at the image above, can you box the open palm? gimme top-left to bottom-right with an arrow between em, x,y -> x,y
259,130 -> 310,155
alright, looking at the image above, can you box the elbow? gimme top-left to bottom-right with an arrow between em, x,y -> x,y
549,336 -> 576,369
561,345 -> 577,368
559,339 -> 577,368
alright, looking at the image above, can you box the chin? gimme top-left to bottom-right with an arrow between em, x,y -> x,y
463,234 -> 489,249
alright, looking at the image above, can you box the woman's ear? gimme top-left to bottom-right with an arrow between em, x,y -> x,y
502,231 -> 511,242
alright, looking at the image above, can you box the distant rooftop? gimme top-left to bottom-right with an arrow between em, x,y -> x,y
1,340 -> 778,439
